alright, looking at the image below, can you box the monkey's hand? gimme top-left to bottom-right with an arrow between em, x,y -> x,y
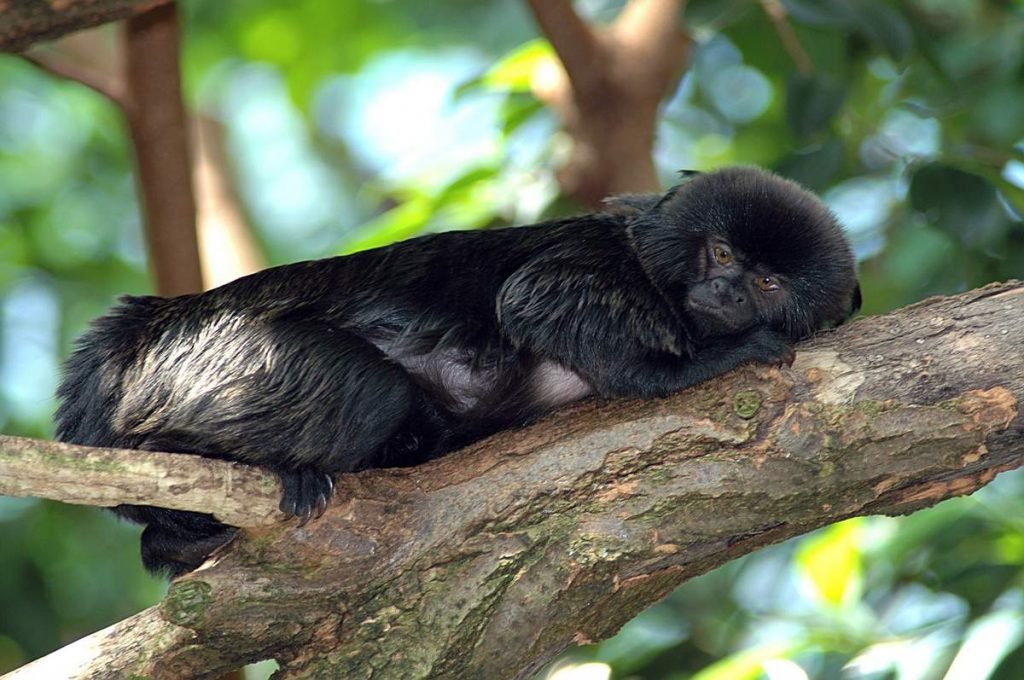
740,326 -> 796,368
278,466 -> 335,526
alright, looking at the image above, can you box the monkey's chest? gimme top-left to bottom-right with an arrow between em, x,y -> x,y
526,360 -> 593,409
391,349 -> 592,416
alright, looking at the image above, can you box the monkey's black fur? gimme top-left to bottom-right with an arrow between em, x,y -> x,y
55,167 -> 861,577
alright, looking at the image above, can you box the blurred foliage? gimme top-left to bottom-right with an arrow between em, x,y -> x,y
0,0 -> 1022,677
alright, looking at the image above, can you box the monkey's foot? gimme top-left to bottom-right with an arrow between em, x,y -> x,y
278,466 -> 335,526
140,522 -> 237,578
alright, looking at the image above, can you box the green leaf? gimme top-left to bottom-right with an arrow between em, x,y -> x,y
995,179 -> 1024,222
969,87 -> 1024,147
782,0 -> 856,26
785,73 -> 847,138
340,197 -> 433,255
433,166 -> 499,208
691,641 -> 802,680
909,163 -> 1009,249
452,73 -> 488,101
785,0 -> 913,61
684,0 -> 754,32
774,139 -> 845,190
846,0 -> 914,62
481,39 -> 555,93
795,519 -> 864,608
499,92 -> 544,136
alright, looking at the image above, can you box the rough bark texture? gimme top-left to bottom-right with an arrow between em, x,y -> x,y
0,437 -> 282,527
0,0 -> 170,52
4,281 -> 1022,680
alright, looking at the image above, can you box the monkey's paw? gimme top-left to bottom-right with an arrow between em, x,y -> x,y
745,328 -> 796,368
278,466 -> 335,526
772,345 -> 797,368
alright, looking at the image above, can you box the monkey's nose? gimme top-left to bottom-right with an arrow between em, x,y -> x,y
710,278 -> 743,306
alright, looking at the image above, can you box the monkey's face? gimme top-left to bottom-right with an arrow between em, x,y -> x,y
628,166 -> 861,342
684,238 -> 791,339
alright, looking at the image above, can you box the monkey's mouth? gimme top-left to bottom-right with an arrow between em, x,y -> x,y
685,301 -> 753,336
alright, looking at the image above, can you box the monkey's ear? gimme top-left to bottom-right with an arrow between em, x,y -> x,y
647,171 -> 703,213
606,170 -> 703,216
849,283 -> 863,316
606,170 -> 704,216
649,183 -> 687,213
833,283 -> 863,328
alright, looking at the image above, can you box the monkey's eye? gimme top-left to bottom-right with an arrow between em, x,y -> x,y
713,246 -> 732,266
756,275 -> 779,292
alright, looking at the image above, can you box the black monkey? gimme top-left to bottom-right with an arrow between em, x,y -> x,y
55,166 -> 860,577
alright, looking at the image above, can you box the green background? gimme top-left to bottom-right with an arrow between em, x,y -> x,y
1,1 -> 1023,678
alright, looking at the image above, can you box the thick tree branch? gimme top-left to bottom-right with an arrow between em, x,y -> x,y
0,0 -> 171,52
123,4 -> 203,297
3,281 -> 1023,679
526,0 -> 690,207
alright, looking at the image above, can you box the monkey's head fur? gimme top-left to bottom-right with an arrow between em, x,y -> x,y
626,166 -> 861,343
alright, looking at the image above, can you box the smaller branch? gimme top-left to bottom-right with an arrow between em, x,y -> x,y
194,115 -> 266,287
0,434 -> 282,527
0,0 -> 173,53
3,607 -> 196,680
759,0 -> 813,75
19,52 -> 128,112
614,0 -> 689,82
524,0 -> 602,95
123,4 -> 204,297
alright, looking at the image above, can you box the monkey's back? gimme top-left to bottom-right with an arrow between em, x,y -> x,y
54,215 -> 626,458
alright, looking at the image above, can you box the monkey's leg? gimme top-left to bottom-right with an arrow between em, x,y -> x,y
179,318 -> 443,520
121,320 -> 446,575
113,504 -> 236,578
141,512 -> 236,577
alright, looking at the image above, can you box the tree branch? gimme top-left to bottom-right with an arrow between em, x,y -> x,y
614,0 -> 690,80
21,29 -> 248,292
123,4 -> 204,297
2,608 -> 189,680
526,0 -> 690,207
0,436 -> 281,527
758,0 -> 813,75
194,115 -> 266,287
523,0 -> 601,95
0,0 -> 171,52
4,281 -> 1023,679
